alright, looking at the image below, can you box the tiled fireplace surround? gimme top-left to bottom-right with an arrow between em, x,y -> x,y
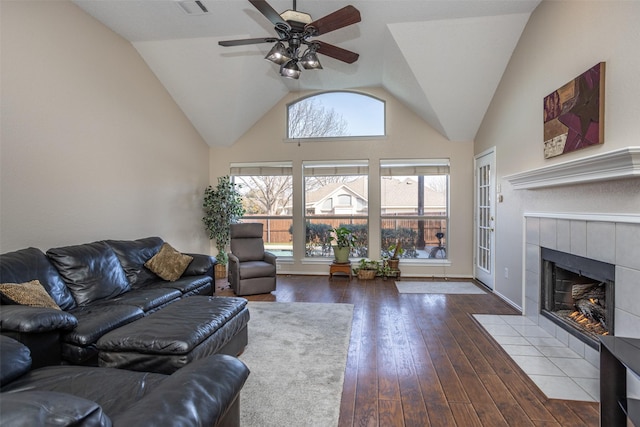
523,214 -> 640,395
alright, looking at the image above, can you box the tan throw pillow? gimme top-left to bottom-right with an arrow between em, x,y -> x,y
0,280 -> 61,310
144,242 -> 193,282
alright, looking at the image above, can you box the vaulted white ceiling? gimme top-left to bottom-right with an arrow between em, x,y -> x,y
73,0 -> 540,147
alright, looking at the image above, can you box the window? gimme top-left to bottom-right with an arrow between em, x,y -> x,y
380,159 -> 449,260
303,161 -> 369,258
287,91 -> 385,139
336,194 -> 351,206
230,162 -> 293,258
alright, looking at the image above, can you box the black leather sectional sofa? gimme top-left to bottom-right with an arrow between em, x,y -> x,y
1,335 -> 248,426
0,237 -> 251,426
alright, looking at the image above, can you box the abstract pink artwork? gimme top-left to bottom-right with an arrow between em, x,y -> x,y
543,62 -> 605,159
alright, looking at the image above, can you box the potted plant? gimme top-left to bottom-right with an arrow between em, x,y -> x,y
353,258 -> 380,280
328,226 -> 354,264
387,241 -> 404,270
202,176 -> 245,276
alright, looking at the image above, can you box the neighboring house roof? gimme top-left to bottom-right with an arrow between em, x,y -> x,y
302,176 -> 445,213
381,177 -> 446,211
305,178 -> 367,206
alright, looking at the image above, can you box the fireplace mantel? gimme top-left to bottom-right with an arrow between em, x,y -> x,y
505,146 -> 640,189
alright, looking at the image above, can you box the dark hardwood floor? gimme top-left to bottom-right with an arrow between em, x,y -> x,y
217,275 -> 600,426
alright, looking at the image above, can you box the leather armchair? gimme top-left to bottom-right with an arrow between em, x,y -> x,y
228,223 -> 277,296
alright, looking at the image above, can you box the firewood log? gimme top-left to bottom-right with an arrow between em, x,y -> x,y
571,282 -> 605,300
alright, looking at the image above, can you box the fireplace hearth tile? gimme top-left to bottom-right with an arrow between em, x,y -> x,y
474,314 -> 599,402
572,377 -> 599,401
537,345 -> 582,358
511,324 -> 554,338
500,315 -> 536,326
473,314 -> 508,325
481,324 -> 520,336
549,357 -> 599,378
528,375 -> 594,401
525,336 -> 566,347
501,344 -> 544,357
510,355 -> 565,376
492,335 -> 531,346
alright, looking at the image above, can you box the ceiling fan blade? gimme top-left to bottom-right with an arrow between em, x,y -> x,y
249,0 -> 290,32
219,37 -> 278,47
316,41 -> 359,64
305,5 -> 361,36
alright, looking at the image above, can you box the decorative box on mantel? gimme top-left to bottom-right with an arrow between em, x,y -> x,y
505,146 -> 640,189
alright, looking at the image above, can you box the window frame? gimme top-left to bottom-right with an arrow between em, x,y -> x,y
286,91 -> 386,141
303,160 -> 369,259
230,162 -> 294,259
379,159 -> 450,261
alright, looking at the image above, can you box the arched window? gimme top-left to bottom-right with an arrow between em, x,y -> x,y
287,91 -> 385,139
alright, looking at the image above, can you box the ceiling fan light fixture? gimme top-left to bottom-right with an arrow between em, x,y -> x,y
280,60 -> 301,79
300,49 -> 322,70
265,41 -> 292,65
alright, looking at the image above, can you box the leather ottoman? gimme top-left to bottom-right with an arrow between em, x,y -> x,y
97,296 -> 249,374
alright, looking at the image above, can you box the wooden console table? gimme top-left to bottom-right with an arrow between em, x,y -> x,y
329,262 -> 351,281
600,336 -> 640,426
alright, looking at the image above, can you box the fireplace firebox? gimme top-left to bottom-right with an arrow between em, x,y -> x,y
540,248 -> 615,349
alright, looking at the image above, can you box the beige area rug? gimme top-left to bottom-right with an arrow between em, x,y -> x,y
395,281 -> 487,294
239,302 -> 354,427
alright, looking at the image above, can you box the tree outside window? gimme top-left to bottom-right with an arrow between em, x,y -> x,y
288,91 -> 385,139
230,163 -> 293,257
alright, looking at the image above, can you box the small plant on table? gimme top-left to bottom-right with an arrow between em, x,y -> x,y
353,258 -> 380,280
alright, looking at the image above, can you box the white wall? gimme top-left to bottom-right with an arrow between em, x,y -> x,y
475,1 -> 640,308
0,1 -> 211,254
210,88 -> 475,277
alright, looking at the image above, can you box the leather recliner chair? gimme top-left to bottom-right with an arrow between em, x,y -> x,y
228,223 -> 277,296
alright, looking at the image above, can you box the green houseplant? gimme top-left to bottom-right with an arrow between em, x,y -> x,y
202,175 -> 245,267
353,258 -> 380,280
328,226 -> 354,263
387,241 -> 404,270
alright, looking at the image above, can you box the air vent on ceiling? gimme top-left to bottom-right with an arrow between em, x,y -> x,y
176,1 -> 209,15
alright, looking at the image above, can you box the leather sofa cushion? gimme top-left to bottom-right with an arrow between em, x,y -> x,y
64,304 -> 144,346
183,253 -> 215,276
106,287 -> 181,312
0,247 -> 77,310
97,296 -> 248,354
0,305 -> 77,334
105,237 -> 163,287
47,242 -> 131,306
2,364 -> 166,416
0,335 -> 32,386
238,260 -> 277,280
0,390 -> 112,427
143,275 -> 212,295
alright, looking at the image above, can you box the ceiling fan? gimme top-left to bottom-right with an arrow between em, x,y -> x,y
218,0 -> 361,79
